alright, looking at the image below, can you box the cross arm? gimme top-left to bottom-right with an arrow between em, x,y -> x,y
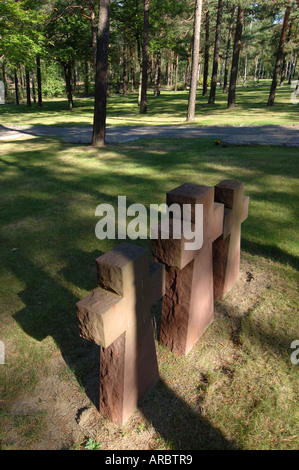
76,287 -> 127,348
151,219 -> 200,270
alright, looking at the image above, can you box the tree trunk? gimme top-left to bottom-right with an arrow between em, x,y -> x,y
154,51 -> 161,96
267,4 -> 291,106
243,54 -> 248,85
25,68 -> 31,107
281,20 -> 292,85
184,38 -> 193,90
140,0 -> 150,114
220,59 -> 224,87
202,6 -> 210,96
31,71 -> 36,104
129,45 -> 135,90
90,0 -> 97,76
64,63 -> 74,111
288,51 -> 295,84
170,50 -> 174,87
36,56 -> 42,107
84,61 -> 89,96
123,42 -> 128,96
227,6 -> 245,109
174,54 -> 179,93
2,62 -> 7,101
186,0 -> 203,122
92,0 -> 111,147
14,70 -> 19,105
208,0 -> 223,104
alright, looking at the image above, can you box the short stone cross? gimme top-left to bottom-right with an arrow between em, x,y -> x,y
76,242 -> 164,426
213,180 -> 249,300
151,183 -> 224,356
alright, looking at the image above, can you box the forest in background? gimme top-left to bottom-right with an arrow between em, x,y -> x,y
0,1 -> 298,140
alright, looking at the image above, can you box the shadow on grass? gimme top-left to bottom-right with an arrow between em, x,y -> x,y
1,135 -> 298,449
139,379 -> 237,450
10,246 -> 238,450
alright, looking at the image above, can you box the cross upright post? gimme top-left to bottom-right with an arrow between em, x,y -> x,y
151,183 -> 224,356
213,180 -> 249,300
76,243 -> 164,426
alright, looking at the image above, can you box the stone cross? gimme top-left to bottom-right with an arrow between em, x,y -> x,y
213,180 -> 249,300
151,183 -> 224,356
76,242 -> 164,426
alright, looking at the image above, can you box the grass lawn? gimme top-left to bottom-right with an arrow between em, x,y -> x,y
0,80 -> 298,127
0,135 -> 298,450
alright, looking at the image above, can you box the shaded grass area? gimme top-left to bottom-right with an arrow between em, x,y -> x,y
0,81 -> 298,127
0,137 -> 298,450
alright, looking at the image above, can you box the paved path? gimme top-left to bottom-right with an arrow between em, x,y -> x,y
0,124 -> 298,146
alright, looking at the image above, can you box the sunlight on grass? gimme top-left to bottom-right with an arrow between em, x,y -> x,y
0,81 -> 298,127
0,137 -> 298,450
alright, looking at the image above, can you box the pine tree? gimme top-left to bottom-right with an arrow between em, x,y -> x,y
92,0 -> 111,147
186,0 -> 203,122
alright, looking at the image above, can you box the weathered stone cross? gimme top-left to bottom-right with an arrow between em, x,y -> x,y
76,242 -> 164,425
213,180 -> 249,300
151,183 -> 224,356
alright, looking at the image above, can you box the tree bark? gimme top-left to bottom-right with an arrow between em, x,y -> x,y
25,68 -> 31,107
154,51 -> 161,96
14,70 -> 19,106
174,54 -> 179,93
202,7 -> 210,96
227,6 -> 245,109
90,0 -> 97,76
140,0 -> 150,114
64,62 -> 74,111
84,60 -> 89,96
92,0 -> 111,147
186,0 -> 203,122
267,4 -> 291,106
184,38 -> 193,90
36,56 -> 42,107
223,7 -> 235,93
123,42 -> 128,96
31,71 -> 36,104
280,21 -> 292,85
208,0 -> 223,104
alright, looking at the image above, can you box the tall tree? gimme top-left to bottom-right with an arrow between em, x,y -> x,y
208,0 -> 223,104
186,0 -> 203,122
25,68 -> 31,107
92,0 -> 111,147
267,3 -> 292,106
227,5 -> 245,109
223,6 -> 236,93
202,3 -> 210,96
140,0 -> 150,114
90,0 -> 97,75
36,55 -> 43,107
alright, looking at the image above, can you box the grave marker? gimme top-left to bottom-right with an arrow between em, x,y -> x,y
77,243 -> 164,425
151,183 -> 224,356
213,180 -> 249,299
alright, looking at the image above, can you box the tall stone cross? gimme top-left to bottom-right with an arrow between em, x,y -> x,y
76,242 -> 164,426
151,183 -> 224,356
213,180 -> 249,300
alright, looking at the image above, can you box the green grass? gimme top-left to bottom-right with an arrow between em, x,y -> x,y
1,80 -> 298,127
0,136 -> 298,450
